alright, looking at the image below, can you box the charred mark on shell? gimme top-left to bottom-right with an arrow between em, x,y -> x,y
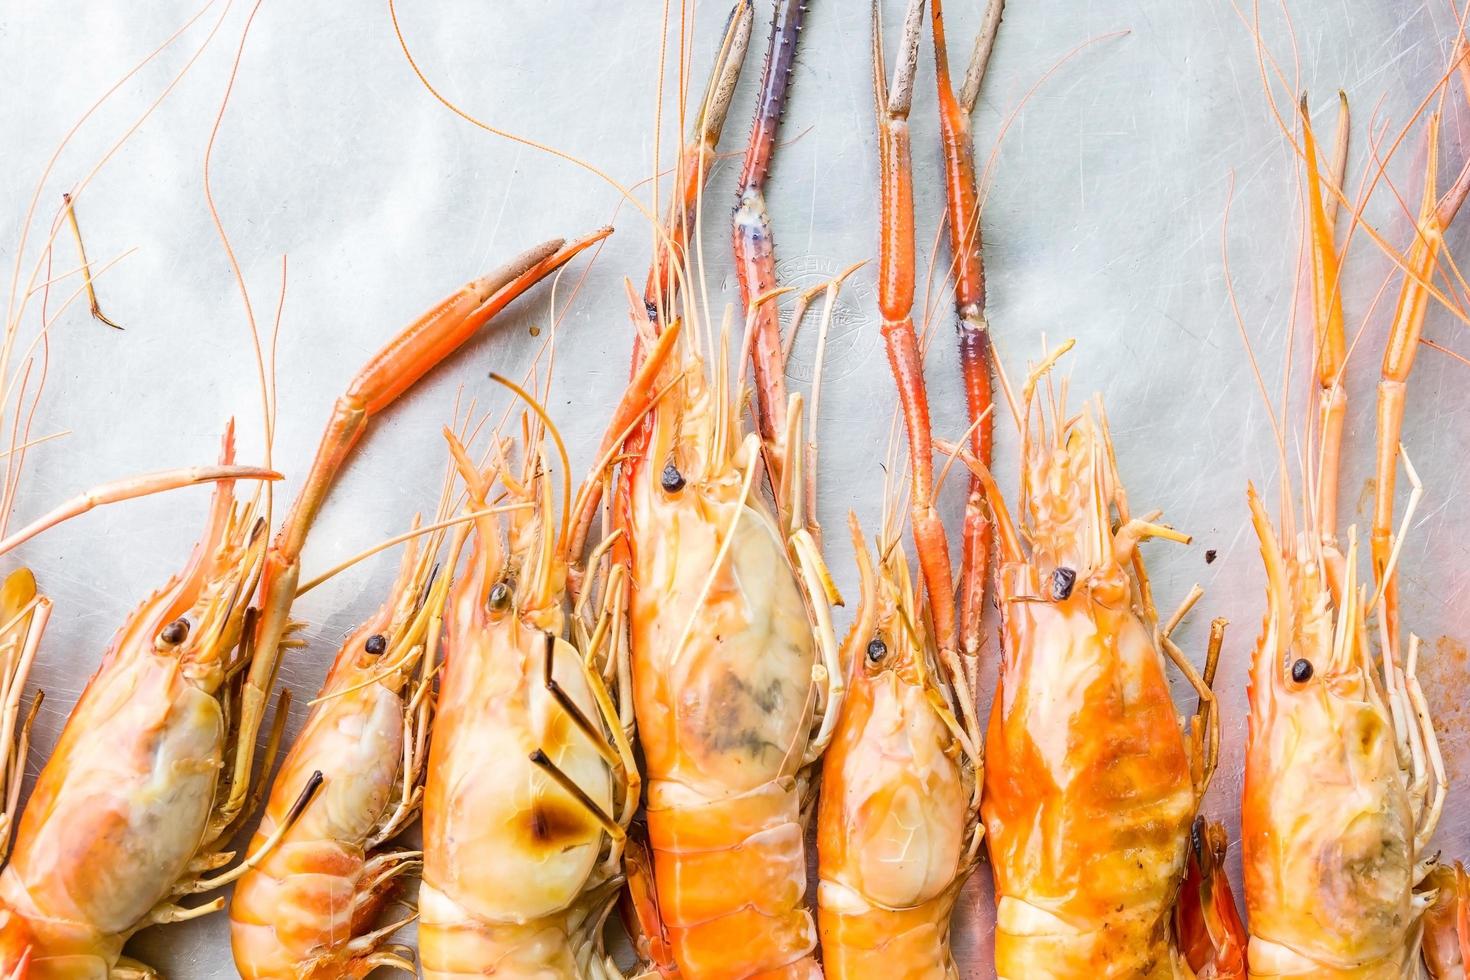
527,747 -> 619,845
522,794 -> 593,850
1051,567 -> 1077,601
1291,658 -> 1314,683
364,633 -> 387,655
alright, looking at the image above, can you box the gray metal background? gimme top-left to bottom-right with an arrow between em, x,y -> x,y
1,1 -> 1468,976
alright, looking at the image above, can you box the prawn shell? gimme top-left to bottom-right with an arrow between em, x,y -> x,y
984,558 -> 1195,978
229,676 -> 404,979
630,489 -> 816,796
417,881 -> 582,978
628,356 -> 821,978
422,608 -> 610,926
1242,648 -> 1419,974
817,659 -> 966,978
0,641 -> 221,971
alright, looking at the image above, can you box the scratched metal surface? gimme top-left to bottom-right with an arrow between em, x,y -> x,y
1,0 -> 1468,976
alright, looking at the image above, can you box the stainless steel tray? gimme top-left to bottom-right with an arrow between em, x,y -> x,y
1,1 -> 1466,976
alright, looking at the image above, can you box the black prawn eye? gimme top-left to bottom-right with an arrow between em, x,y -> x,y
488,581 -> 512,612
1291,658 -> 1314,683
866,637 -> 887,664
364,634 -> 387,656
159,618 -> 190,645
1051,566 -> 1077,601
661,462 -> 686,493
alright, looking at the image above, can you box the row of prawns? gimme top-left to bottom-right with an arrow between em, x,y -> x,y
2,2 -> 1470,980
834,2 -> 1470,979
0,0 -> 838,976
608,0 -> 1470,977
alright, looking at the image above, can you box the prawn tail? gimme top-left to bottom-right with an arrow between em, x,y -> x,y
1176,819 -> 1247,980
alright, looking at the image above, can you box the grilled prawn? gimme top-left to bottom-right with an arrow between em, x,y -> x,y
229,504 -> 453,977
811,5 -> 991,975
957,353 -> 1235,978
615,4 -> 844,976
417,335 -> 675,979
0,231 -> 605,977
1240,96 -> 1464,980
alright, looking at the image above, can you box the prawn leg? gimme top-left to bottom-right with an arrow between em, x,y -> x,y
733,0 -> 807,475
645,0 -> 753,319
0,570 -> 46,866
1372,110 -> 1470,651
932,0 -> 1004,677
872,0 -> 966,716
225,228 -> 611,826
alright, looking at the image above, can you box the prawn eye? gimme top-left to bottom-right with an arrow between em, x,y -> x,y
159,618 -> 190,646
866,638 -> 887,664
364,634 -> 387,656
661,462 -> 686,494
488,581 -> 512,612
1291,658 -> 1314,683
1051,567 -> 1077,601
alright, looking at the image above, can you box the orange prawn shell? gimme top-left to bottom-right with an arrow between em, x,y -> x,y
229,619 -> 410,979
817,535 -> 969,979
982,408 -> 1197,978
626,347 -> 821,978
418,481 -> 614,978
1424,862 -> 1470,978
0,475 -> 258,975
1241,508 -> 1422,977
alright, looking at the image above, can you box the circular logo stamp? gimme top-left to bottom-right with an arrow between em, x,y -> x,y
720,254 -> 878,385
773,253 -> 877,384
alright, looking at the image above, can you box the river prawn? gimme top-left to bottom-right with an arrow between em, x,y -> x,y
0,2 -> 273,886
598,3 -> 848,976
227,439 -> 483,977
815,526 -> 977,980
0,200 -> 608,976
811,5 -> 991,975
943,339 -> 1236,978
620,276 -> 843,980
380,2 -> 840,974
816,508 -> 981,980
416,319 -> 680,978
1238,79 -> 1470,978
